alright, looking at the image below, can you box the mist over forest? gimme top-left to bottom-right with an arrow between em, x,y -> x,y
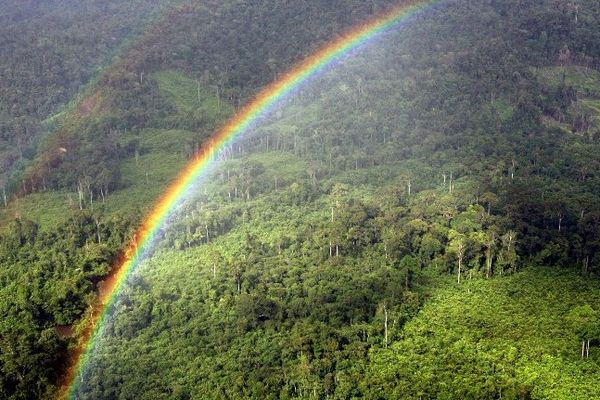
1,1 -> 600,399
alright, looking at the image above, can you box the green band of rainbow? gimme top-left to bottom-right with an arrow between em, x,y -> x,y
62,1 -> 439,397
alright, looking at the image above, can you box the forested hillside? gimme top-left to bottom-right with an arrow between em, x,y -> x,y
13,0 -> 397,199
0,0 -> 169,190
1,0 -> 600,399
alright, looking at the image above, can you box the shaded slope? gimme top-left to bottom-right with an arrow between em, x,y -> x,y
0,0 -> 170,185
17,0 -> 401,198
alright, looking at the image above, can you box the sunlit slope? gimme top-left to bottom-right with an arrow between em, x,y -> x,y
71,142 -> 600,398
94,268 -> 600,399
69,146 -> 433,399
0,70 -> 230,230
71,2 -> 600,393
536,66 -> 600,134
70,1 -> 600,397
365,268 -> 600,400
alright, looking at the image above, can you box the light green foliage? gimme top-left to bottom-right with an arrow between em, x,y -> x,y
0,191 -> 75,231
108,152 -> 186,213
246,152 -> 308,182
537,66 -> 600,98
536,66 -> 600,135
154,70 -> 233,130
485,96 -> 515,124
567,305 -> 600,342
365,268 -> 600,400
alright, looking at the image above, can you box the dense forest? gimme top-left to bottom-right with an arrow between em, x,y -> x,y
1,0 -> 600,399
0,0 -> 169,190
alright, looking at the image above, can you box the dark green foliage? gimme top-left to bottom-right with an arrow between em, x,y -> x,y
2,0 -> 600,398
0,0 -> 168,187
20,0 -> 399,195
0,214 -> 135,399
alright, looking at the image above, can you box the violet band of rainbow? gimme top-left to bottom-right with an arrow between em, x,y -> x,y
63,1 -> 440,398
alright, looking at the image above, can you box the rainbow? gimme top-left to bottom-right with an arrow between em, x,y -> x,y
62,0 -> 439,398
